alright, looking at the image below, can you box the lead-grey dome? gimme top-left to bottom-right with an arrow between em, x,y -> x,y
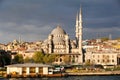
53,37 -> 65,44
51,26 -> 66,35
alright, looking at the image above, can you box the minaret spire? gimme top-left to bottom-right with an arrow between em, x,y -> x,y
75,6 -> 83,64
75,7 -> 83,48
78,7 -> 83,51
75,12 -> 79,46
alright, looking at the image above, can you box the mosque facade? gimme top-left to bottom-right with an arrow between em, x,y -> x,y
41,8 -> 83,64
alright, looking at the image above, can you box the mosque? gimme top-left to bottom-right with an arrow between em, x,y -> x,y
41,8 -> 83,64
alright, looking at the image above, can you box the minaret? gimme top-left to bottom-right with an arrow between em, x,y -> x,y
78,7 -> 82,53
75,7 -> 83,63
75,12 -> 79,46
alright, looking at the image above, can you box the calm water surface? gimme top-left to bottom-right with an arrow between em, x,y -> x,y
0,76 -> 120,80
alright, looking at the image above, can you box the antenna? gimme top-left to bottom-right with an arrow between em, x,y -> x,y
109,34 -> 112,40
19,35 -> 22,43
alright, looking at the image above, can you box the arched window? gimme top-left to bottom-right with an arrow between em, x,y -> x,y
97,60 -> 100,62
60,58 -> 62,62
55,58 -> 58,62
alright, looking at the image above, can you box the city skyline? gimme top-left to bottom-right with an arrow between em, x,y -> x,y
0,0 -> 120,43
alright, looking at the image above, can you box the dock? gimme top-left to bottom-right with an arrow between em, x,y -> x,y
67,71 -> 120,76
2,70 -> 120,78
4,73 -> 67,78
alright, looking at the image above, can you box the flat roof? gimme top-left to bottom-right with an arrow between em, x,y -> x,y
6,63 -> 53,67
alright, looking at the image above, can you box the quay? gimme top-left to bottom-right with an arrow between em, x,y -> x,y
2,71 -> 120,78
1,63 -> 120,78
67,71 -> 120,76
4,73 -> 67,78
3,71 -> 120,78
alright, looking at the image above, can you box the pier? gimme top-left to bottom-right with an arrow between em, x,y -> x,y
67,71 -> 120,76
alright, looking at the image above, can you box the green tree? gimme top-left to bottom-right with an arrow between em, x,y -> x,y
13,54 -> 24,63
3,54 -> 11,64
43,54 -> 50,64
24,56 -> 32,63
32,51 -> 44,63
0,50 -> 11,66
48,54 -> 56,63
43,54 -> 57,64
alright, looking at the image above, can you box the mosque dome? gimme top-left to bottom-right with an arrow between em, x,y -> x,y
51,26 -> 66,35
50,26 -> 66,44
53,37 -> 65,44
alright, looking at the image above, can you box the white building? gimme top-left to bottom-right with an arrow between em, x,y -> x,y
6,63 -> 53,77
85,51 -> 118,66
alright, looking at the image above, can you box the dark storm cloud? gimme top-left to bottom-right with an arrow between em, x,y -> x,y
0,0 -> 120,43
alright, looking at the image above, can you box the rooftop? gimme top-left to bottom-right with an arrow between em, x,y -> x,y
6,63 -> 53,67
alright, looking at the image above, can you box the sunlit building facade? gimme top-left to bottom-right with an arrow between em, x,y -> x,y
41,8 -> 83,64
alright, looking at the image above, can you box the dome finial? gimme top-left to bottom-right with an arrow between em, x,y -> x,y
57,24 -> 61,28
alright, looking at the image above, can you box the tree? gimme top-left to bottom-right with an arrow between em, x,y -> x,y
13,54 -> 24,63
32,51 -> 44,63
3,54 -> 11,64
43,54 -> 57,64
24,56 -> 33,63
43,54 -> 50,64
48,54 -> 56,63
0,50 -> 11,66
0,55 -> 4,67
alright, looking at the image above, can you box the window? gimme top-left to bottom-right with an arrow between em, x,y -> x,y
39,67 -> 43,74
102,59 -> 105,62
76,55 -> 78,58
60,58 -> 62,62
55,58 -> 58,62
112,60 -> 114,62
98,60 -> 100,62
22,67 -> 26,73
107,59 -> 110,62
30,67 -> 35,73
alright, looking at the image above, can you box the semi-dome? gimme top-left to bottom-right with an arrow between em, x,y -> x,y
51,26 -> 66,35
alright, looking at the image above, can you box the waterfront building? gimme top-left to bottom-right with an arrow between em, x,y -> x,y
85,51 -> 118,66
84,39 -> 120,67
6,63 -> 53,76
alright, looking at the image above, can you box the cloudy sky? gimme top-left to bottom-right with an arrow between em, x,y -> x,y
0,0 -> 120,43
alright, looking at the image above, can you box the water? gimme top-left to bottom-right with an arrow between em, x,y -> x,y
0,76 -> 120,80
